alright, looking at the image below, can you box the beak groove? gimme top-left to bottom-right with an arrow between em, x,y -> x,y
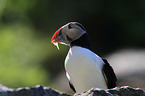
51,28 -> 62,43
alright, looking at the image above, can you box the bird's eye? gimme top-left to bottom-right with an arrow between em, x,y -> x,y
68,24 -> 72,29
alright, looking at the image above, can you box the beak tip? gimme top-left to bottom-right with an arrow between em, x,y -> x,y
51,39 -> 55,43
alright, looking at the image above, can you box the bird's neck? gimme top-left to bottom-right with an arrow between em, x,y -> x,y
70,33 -> 92,50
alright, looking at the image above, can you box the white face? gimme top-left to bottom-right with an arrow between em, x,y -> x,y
51,22 -> 86,49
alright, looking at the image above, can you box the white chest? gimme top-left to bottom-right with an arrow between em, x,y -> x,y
65,46 -> 107,93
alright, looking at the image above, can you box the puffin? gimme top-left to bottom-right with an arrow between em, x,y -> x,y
51,22 -> 117,93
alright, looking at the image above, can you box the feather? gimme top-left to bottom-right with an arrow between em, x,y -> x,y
102,59 -> 117,89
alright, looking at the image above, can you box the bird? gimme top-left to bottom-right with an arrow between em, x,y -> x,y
51,22 -> 117,93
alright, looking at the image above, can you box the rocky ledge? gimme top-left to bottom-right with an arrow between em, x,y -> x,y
0,84 -> 144,96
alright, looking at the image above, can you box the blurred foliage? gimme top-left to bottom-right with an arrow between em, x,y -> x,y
0,0 -> 145,89
0,24 -> 50,88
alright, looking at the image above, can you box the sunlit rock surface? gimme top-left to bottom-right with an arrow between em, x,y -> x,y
0,84 -> 144,96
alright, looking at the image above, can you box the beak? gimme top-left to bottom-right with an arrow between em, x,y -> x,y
51,28 -> 62,43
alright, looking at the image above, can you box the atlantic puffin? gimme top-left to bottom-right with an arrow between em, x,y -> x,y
51,22 -> 117,93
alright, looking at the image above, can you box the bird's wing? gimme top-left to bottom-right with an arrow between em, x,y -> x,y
69,81 -> 76,92
102,58 -> 117,89
66,72 -> 76,92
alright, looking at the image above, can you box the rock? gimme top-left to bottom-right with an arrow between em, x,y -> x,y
0,85 -> 71,96
0,84 -> 13,96
76,86 -> 145,96
0,84 -> 144,96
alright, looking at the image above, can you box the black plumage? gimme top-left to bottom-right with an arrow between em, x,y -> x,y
70,33 -> 91,50
69,81 -> 76,92
102,59 -> 117,89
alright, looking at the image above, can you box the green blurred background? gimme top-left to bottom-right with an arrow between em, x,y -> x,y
0,0 -> 145,93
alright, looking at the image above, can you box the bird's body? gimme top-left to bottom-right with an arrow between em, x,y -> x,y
51,22 -> 117,93
65,46 -> 107,93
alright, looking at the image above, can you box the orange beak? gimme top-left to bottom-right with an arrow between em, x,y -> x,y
51,28 -> 62,43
